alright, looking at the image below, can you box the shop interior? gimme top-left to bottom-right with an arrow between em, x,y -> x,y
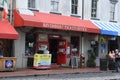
0,39 -> 13,57
108,39 -> 118,52
49,38 -> 58,63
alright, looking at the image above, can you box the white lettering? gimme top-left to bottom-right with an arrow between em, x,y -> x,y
43,23 -> 87,32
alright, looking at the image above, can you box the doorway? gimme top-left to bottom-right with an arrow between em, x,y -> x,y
108,40 -> 118,51
49,39 -> 58,63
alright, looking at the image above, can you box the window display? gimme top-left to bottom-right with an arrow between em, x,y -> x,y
71,36 -> 79,56
25,33 -> 36,56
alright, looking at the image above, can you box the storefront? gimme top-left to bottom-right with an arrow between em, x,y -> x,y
0,20 -> 18,71
92,20 -> 120,66
14,9 -> 100,69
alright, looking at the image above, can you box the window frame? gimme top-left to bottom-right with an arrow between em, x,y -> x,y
71,36 -> 80,56
91,0 -> 98,18
110,3 -> 115,21
109,0 -> 118,21
28,0 -> 36,9
51,0 -> 59,12
25,33 -> 37,56
71,0 -> 78,15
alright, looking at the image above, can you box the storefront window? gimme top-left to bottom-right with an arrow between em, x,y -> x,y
71,36 -> 79,56
25,33 -> 36,56
0,39 -> 13,57
90,41 -> 99,56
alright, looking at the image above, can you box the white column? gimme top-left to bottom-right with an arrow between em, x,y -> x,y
81,35 -> 84,54
14,30 -> 27,69
10,0 -> 12,24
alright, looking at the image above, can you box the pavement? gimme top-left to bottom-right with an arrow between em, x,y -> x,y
0,67 -> 101,78
1,68 -> 120,80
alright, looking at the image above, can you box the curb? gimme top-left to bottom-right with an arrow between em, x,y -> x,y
0,71 -> 102,78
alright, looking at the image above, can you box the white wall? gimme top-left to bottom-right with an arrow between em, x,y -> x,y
15,0 -> 120,23
59,0 -> 71,16
84,0 -> 92,20
82,33 -> 91,66
98,0 -> 110,21
39,0 -> 51,13
16,0 -> 28,9
59,0 -> 82,17
116,2 -> 120,23
14,29 -> 27,69
38,0 -> 82,17
84,0 -> 120,22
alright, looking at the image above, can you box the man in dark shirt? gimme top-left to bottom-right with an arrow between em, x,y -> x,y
115,49 -> 120,72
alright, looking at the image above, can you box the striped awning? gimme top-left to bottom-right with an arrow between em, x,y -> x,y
92,21 -> 120,36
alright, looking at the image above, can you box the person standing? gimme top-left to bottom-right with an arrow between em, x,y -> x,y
108,50 -> 116,71
109,50 -> 115,59
115,49 -> 120,72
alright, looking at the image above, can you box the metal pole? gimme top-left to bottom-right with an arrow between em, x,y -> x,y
82,0 -> 84,20
81,0 -> 84,54
10,0 -> 12,24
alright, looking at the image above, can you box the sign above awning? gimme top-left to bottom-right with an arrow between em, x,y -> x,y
14,9 -> 100,34
0,20 -> 18,39
92,20 -> 120,36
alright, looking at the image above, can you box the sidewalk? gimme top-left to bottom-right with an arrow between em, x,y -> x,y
0,67 -> 100,78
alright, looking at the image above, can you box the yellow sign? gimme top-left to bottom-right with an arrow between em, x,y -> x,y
34,54 -> 52,67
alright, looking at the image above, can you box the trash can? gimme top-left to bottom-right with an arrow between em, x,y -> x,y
100,58 -> 107,71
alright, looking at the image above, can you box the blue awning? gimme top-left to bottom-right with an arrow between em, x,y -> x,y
91,21 -> 120,36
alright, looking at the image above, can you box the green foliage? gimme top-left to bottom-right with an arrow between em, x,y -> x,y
87,50 -> 96,67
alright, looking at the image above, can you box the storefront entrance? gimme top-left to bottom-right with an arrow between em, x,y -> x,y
108,39 -> 118,51
48,34 -> 67,65
49,39 -> 58,63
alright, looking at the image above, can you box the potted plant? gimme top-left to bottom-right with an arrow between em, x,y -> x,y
86,50 -> 96,67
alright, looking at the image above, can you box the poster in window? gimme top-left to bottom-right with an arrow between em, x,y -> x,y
101,43 -> 106,54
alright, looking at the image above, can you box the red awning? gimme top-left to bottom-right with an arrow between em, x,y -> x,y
0,20 -> 18,39
14,9 -> 100,33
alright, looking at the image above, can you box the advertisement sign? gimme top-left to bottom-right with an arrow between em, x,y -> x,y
34,54 -> 52,69
5,60 -> 13,68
